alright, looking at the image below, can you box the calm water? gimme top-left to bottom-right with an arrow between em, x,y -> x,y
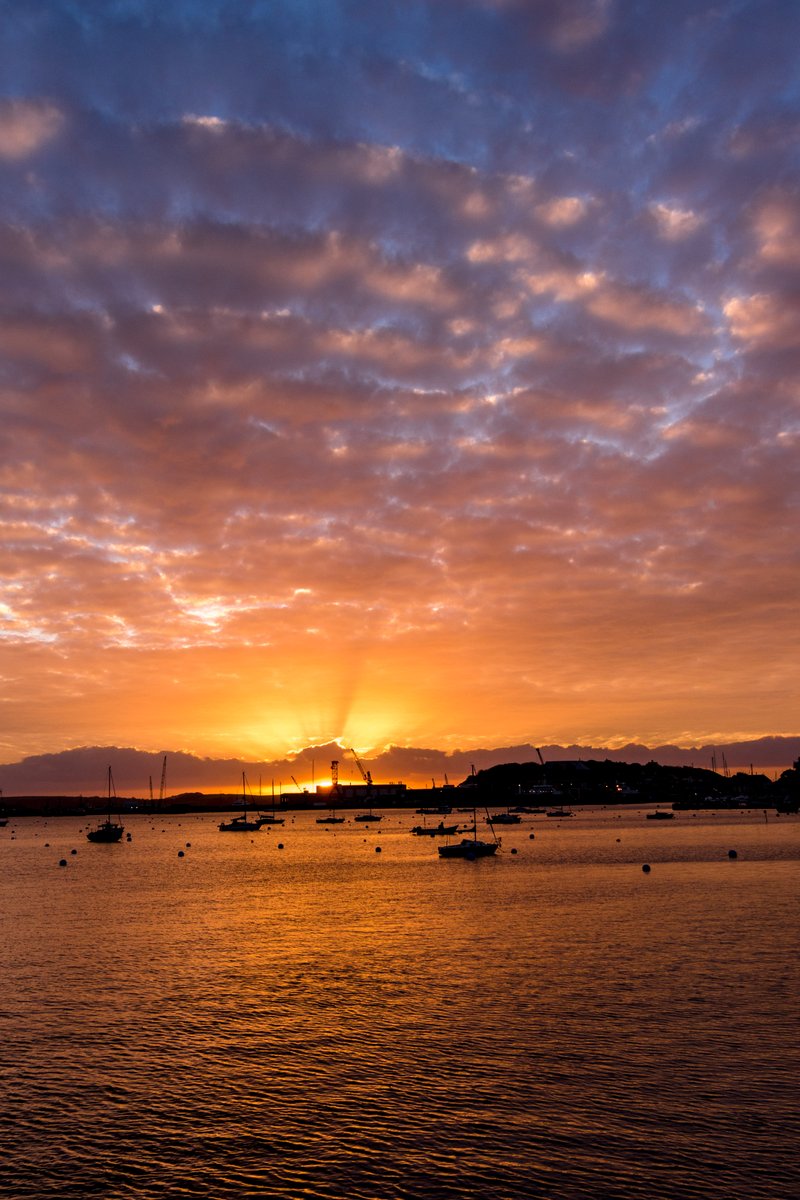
1,806 -> 797,1199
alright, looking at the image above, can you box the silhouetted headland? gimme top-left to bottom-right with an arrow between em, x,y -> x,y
2,756 -> 797,817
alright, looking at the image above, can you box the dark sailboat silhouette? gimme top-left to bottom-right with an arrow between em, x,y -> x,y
86,767 -> 125,843
438,808 -> 499,859
219,773 -> 261,831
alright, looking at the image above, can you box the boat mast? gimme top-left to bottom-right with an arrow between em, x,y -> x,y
107,766 -> 116,821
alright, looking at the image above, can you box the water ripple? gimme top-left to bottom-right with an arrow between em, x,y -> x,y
1,810 -> 798,1198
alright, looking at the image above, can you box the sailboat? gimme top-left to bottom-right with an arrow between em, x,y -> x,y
256,779 -> 285,826
219,773 -> 261,832
485,806 -> 521,824
438,808 -> 499,859
354,810 -> 381,822
86,768 -> 125,843
316,803 -> 345,825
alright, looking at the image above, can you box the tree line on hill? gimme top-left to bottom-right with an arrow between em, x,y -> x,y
1,756 -> 798,816
465,757 -> 800,811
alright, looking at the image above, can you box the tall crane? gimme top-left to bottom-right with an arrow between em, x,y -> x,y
159,755 -> 167,803
347,748 -> 383,822
346,747 -> 372,788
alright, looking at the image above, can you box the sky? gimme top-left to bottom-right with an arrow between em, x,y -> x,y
1,0 -> 799,788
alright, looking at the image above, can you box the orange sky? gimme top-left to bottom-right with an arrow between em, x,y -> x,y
0,3 -> 798,777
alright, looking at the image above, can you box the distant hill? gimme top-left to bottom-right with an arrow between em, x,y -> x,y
0,736 -> 798,796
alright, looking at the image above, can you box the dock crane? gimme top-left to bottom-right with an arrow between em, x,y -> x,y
150,755 -> 167,806
346,748 -> 382,822
346,748 -> 372,788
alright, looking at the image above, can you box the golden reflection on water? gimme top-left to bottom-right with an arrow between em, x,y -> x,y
1,808 -> 798,1199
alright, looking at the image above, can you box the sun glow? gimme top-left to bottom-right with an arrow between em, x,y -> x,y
0,2 -> 795,785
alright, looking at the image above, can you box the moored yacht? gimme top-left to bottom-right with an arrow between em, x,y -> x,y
87,767 -> 125,843
439,808 -> 500,859
219,773 -> 261,831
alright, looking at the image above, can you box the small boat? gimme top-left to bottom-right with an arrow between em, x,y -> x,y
256,779 -> 285,825
87,768 -> 125,843
354,810 -> 382,822
219,773 -> 261,831
646,810 -> 675,820
438,837 -> 499,859
439,808 -> 499,859
411,821 -> 459,837
546,807 -> 573,818
416,805 -> 453,815
219,813 -> 261,832
486,811 -> 521,824
316,794 -> 345,824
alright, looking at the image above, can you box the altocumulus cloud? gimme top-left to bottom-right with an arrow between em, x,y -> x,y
0,0 -> 798,765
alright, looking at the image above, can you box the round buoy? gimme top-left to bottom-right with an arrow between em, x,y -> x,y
71,848 -> 77,855
178,850 -> 184,857
45,843 -> 50,847
375,846 -> 382,853
185,842 -> 191,848
59,859 -> 67,867
511,848 -> 518,855
529,833 -> 535,840
642,863 -> 651,873
616,838 -> 621,843
277,843 -> 284,849
728,849 -> 738,859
